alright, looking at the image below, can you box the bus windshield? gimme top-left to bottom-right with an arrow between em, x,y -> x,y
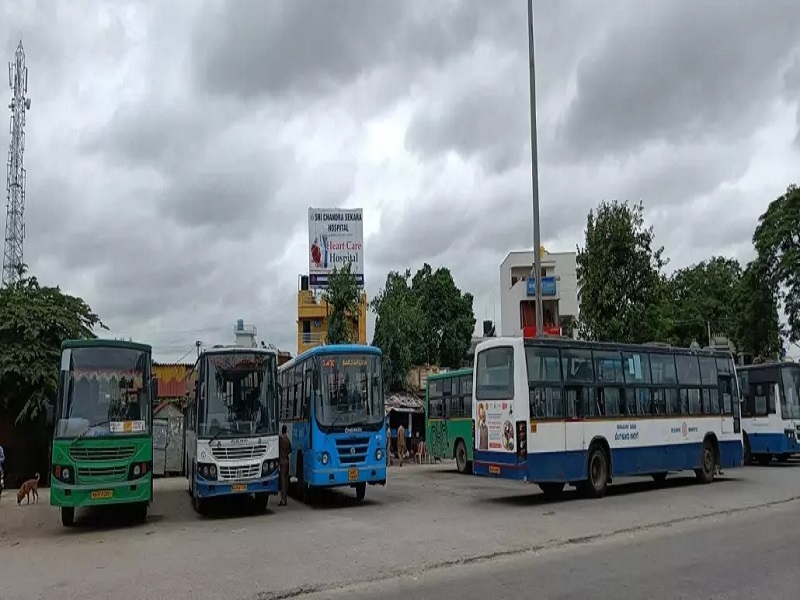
199,352 -> 277,438
56,346 -> 151,439
781,366 -> 800,420
316,353 -> 382,429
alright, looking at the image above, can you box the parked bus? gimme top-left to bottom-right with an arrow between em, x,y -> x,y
472,336 -> 743,498
425,368 -> 474,473
737,361 -> 800,464
278,344 -> 385,502
50,339 -> 156,527
185,346 -> 280,513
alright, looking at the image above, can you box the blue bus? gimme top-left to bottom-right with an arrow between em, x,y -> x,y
278,344 -> 386,502
737,361 -> 800,464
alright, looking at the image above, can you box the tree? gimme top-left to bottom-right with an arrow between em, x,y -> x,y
576,200 -> 668,343
371,270 -> 423,392
371,263 -> 475,391
753,184 -> 800,342
667,257 -> 742,347
731,260 -> 783,360
410,264 -> 475,368
0,266 -> 105,424
324,261 -> 361,345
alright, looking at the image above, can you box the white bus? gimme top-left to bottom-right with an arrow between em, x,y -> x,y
737,361 -> 800,464
472,336 -> 743,498
185,346 -> 280,513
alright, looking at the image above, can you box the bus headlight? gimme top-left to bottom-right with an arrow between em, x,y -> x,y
133,464 -> 141,477
262,460 -> 277,476
376,449 -> 383,461
209,464 -> 217,478
321,452 -> 330,465
196,462 -> 217,481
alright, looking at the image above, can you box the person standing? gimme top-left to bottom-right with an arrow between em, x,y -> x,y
386,423 -> 391,466
397,423 -> 406,467
278,425 -> 291,506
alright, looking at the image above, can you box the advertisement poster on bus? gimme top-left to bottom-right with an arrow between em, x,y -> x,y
475,400 -> 515,453
308,207 -> 364,288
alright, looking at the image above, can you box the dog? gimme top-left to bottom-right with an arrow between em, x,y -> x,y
17,473 -> 40,505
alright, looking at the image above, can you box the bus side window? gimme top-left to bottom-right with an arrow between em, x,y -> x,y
461,375 -> 473,417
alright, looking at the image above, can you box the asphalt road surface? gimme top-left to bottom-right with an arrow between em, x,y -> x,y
306,496 -> 798,600
2,460 -> 800,599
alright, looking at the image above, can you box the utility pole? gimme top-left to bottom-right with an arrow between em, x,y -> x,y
195,340 -> 202,358
527,0 -> 544,337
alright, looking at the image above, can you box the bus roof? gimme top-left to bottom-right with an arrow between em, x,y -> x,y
201,345 -> 278,357
475,336 -> 733,360
738,360 -> 797,371
61,338 -> 152,353
280,344 -> 381,371
427,368 -> 473,381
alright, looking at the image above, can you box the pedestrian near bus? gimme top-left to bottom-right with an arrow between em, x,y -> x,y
386,423 -> 391,466
397,423 -> 406,467
278,425 -> 291,506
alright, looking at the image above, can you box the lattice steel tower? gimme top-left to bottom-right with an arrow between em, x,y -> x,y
2,41 -> 31,287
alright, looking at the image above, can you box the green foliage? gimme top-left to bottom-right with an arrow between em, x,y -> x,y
667,257 -> 742,347
324,261 -> 361,345
0,266 -> 105,424
576,200 -> 668,343
753,184 -> 800,342
731,260 -> 782,359
371,264 -> 475,391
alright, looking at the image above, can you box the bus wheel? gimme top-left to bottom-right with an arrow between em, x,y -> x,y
61,506 -> 75,527
777,454 -> 791,463
297,460 -> 309,503
538,482 -> 565,499
192,493 -> 206,515
455,440 -> 470,474
695,438 -> 716,484
355,482 -> 366,501
132,502 -> 148,523
651,472 -> 668,484
582,445 -> 609,498
254,493 -> 269,511
743,434 -> 752,465
755,454 -> 771,465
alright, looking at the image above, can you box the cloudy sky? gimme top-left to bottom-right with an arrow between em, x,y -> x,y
2,0 -> 799,362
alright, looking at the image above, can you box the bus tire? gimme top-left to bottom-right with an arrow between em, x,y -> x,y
355,482 -> 366,501
297,456 -> 309,503
755,454 -> 771,465
695,437 -> 716,484
538,482 -> 565,499
582,445 -> 609,498
743,434 -> 752,465
455,440 -> 470,474
254,493 -> 269,511
133,502 -> 148,523
777,454 -> 791,462
61,506 -> 75,527
651,472 -> 668,484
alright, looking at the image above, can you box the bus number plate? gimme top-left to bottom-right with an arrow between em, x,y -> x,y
488,465 -> 501,475
91,490 -> 113,499
231,484 -> 247,492
348,468 -> 359,482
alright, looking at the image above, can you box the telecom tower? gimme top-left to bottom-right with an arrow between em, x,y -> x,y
2,41 -> 31,287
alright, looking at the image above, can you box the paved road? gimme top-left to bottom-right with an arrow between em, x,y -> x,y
307,499 -> 798,600
1,460 -> 800,599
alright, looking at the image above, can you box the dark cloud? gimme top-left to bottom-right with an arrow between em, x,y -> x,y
2,1 -> 798,360
559,0 -> 800,160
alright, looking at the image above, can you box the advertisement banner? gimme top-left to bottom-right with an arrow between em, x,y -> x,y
475,400 -> 515,453
308,208 -> 364,287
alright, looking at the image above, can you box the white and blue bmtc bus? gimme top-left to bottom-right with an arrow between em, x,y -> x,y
185,346 -> 280,513
278,344 -> 386,502
472,337 -> 743,498
737,361 -> 800,464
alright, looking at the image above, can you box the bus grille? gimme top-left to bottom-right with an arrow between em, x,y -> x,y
69,445 -> 136,462
77,465 -> 127,482
211,444 -> 267,461
335,437 -> 371,465
218,464 -> 260,480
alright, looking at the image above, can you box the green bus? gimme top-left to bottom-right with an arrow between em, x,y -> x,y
50,339 -> 156,527
425,368 -> 474,474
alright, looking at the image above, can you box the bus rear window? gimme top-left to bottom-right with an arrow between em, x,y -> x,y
475,346 -> 514,400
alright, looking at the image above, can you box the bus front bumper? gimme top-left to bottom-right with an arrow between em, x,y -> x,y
195,471 -> 279,498
307,465 -> 387,488
50,475 -> 152,508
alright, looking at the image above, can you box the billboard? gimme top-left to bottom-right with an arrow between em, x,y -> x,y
308,208 -> 364,287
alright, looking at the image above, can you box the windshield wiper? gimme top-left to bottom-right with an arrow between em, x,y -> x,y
69,420 -> 113,446
206,426 -> 237,444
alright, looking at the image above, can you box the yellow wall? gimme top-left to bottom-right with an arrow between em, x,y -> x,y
297,290 -> 368,355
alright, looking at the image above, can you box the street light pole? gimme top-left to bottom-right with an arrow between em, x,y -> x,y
527,0 -> 544,337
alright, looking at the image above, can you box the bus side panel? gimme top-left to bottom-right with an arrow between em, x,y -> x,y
527,422 -> 584,482
305,425 -> 386,488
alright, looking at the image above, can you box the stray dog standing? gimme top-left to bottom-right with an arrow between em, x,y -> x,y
17,473 -> 40,505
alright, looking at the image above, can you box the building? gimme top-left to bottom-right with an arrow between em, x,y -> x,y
297,275 -> 368,355
499,248 -> 579,338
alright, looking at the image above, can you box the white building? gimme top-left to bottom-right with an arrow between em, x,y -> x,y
499,249 -> 579,338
